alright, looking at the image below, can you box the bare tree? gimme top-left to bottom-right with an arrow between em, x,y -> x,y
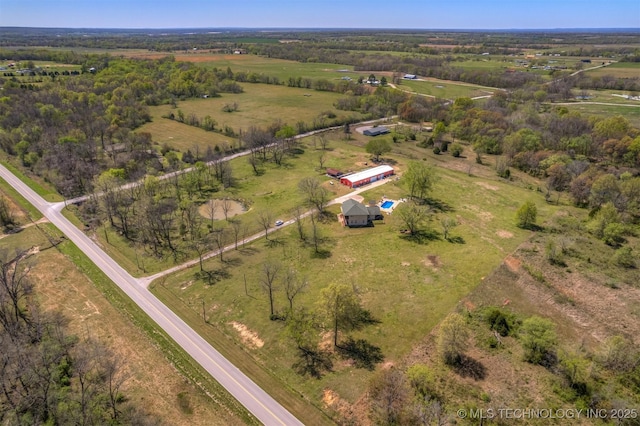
230,219 -> 242,250
292,206 -> 306,241
318,134 -> 330,151
221,198 -> 232,221
212,228 -> 227,262
309,212 -> 321,253
101,352 -> 131,420
317,152 -> 327,170
261,261 -> 280,319
0,249 -> 33,337
205,199 -> 218,228
257,210 -> 273,240
283,269 -> 308,313
298,177 -> 330,213
190,233 -> 212,271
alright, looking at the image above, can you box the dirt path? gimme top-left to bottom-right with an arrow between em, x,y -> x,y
0,217 -> 49,240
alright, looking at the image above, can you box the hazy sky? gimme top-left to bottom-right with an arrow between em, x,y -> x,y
1,0 -> 638,29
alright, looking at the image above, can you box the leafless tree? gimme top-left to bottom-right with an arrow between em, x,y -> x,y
257,210 -> 273,240
283,269 -> 308,313
221,198 -> 233,221
298,177 -> 330,213
292,206 -> 306,241
230,219 -> 242,250
205,199 -> 218,228
0,249 -> 33,338
212,228 -> 227,262
317,152 -> 327,170
260,261 -> 280,319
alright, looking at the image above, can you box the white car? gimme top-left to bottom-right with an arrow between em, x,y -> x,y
275,220 -> 284,226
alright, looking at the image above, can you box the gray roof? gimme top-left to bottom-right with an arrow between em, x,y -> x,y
367,205 -> 381,216
341,199 -> 370,216
363,126 -> 390,136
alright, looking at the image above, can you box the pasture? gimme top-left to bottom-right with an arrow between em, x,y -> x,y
122,49 -> 364,81
562,103 -> 640,128
140,83 -> 367,152
147,133 -> 562,409
397,78 -> 495,99
584,61 -> 640,78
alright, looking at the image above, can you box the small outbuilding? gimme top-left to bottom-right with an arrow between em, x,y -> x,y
403,74 -> 417,79
363,126 -> 390,137
340,165 -> 394,188
326,168 -> 343,178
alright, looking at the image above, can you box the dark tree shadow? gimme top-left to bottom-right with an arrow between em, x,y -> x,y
446,235 -> 466,244
401,229 -> 441,244
452,355 -> 486,380
239,247 -> 259,256
520,224 -> 544,232
265,238 -> 285,248
194,268 -> 231,285
422,197 -> 454,213
223,256 -> 243,267
337,338 -> 384,370
292,347 -> 333,378
311,249 -> 332,259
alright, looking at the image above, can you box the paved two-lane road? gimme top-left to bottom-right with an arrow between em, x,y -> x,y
0,163 -> 303,426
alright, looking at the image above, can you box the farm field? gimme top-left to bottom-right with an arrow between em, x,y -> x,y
584,61 -> 640,78
0,189 -> 247,426
561,102 -> 640,128
139,83 -> 367,152
397,78 -> 495,99
146,138 -> 563,412
124,50 -> 364,81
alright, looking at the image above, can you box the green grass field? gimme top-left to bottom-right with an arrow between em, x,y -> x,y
584,61 -> 640,78
562,103 -> 640,128
145,134 -> 563,409
140,83 -> 367,152
397,78 -> 495,99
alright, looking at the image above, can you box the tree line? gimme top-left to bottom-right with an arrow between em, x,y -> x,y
1,249 -> 158,425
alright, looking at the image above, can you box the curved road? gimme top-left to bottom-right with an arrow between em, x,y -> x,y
0,163 -> 302,426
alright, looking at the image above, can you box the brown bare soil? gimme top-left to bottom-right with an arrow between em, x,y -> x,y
229,321 -> 264,349
197,199 -> 246,220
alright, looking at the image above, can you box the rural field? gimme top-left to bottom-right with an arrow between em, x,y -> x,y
146,133 -> 564,412
1,27 -> 639,425
397,78 -> 495,99
140,83 -> 367,152
584,61 -> 640,78
561,102 -> 640,128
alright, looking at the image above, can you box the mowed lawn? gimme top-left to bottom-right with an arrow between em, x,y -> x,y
150,140 -> 561,407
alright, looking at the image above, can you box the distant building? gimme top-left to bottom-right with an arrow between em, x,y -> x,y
403,74 -> 417,79
363,126 -> 390,137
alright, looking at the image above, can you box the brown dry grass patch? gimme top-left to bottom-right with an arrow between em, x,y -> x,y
229,321 -> 264,349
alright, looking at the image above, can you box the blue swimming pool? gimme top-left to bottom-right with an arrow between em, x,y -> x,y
381,201 -> 394,209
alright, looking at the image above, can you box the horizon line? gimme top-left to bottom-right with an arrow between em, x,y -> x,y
1,26 -> 639,32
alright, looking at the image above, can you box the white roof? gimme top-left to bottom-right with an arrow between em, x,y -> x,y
342,165 -> 394,183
